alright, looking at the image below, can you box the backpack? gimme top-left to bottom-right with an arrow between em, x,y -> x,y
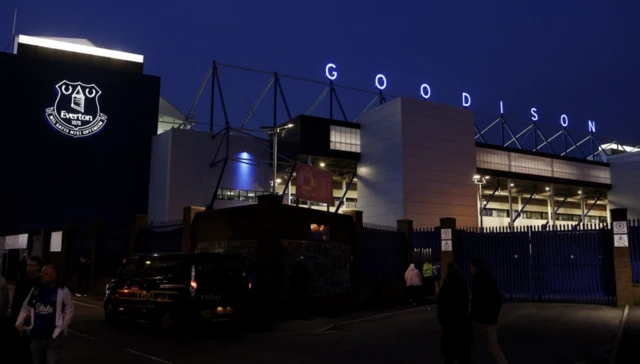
432,263 -> 441,279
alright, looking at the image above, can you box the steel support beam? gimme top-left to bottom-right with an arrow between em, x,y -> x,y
574,197 -> 600,228
335,171 -> 357,213
481,185 -> 499,213
508,180 -> 514,226
512,190 -> 536,223
281,159 -> 298,203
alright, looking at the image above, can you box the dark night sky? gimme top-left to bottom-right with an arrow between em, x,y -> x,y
1,0 -> 638,150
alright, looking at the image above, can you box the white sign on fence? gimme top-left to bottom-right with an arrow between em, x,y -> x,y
441,229 -> 452,240
613,221 -> 628,235
442,239 -> 453,252
614,234 -> 629,248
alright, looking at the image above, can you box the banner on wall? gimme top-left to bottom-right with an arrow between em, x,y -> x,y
295,163 -> 334,205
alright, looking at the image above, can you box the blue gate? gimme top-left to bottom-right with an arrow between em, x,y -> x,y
455,225 -> 616,305
362,223 -> 406,281
530,227 -> 616,304
628,220 -> 640,284
455,227 -> 530,301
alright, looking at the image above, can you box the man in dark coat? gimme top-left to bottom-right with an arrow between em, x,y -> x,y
11,256 -> 44,364
437,263 -> 472,364
77,256 -> 91,296
469,258 -> 508,364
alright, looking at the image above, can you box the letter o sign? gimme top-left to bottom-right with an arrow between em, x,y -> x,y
420,84 -> 431,99
560,114 -> 569,127
375,74 -> 387,90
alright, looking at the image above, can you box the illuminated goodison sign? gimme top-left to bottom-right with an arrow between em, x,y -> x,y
324,63 -> 597,134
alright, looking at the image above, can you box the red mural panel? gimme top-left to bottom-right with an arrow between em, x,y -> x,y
295,163 -> 333,205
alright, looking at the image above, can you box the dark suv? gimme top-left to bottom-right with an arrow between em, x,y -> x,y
104,253 -> 250,333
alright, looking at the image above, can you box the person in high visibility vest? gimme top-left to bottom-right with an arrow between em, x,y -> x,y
423,262 -> 433,277
422,261 -> 435,300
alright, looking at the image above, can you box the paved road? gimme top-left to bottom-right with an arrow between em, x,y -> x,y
617,306 -> 640,364
56,299 -> 621,364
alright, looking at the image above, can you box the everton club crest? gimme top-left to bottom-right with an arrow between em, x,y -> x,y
45,81 -> 108,138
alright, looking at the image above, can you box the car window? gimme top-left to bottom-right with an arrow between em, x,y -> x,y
195,256 -> 247,284
116,258 -> 139,278
116,256 -> 184,279
138,256 -> 183,279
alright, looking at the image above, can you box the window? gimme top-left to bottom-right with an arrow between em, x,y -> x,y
50,231 -> 63,252
330,125 -> 361,153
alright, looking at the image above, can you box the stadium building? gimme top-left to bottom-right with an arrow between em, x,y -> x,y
2,34 -> 640,264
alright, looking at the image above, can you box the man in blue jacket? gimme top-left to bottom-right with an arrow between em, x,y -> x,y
15,265 -> 74,364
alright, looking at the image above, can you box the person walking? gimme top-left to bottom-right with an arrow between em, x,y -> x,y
469,258 -> 508,364
404,263 -> 422,305
0,273 -> 9,317
77,256 -> 91,296
437,263 -> 472,364
0,273 -> 11,354
11,256 -> 44,364
15,265 -> 74,364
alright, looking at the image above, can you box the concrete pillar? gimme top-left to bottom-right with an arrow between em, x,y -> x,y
508,180 -> 513,226
518,195 -> 522,212
182,206 -> 205,253
550,184 -> 556,227
478,184 -> 484,228
610,208 -> 633,307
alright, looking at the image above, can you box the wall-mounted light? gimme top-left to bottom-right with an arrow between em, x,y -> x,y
320,162 -> 326,167
472,175 -> 487,185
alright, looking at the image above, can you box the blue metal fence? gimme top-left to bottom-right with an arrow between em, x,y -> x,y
530,227 -> 615,304
455,227 -> 531,300
454,224 -> 616,305
412,227 -> 441,269
362,223 -> 406,281
628,220 -> 640,284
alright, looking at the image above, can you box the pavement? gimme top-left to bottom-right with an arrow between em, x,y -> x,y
9,298 -> 625,362
5,286 -> 627,363
616,306 -> 640,364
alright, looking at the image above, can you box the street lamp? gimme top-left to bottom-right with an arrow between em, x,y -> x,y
473,175 -> 489,228
261,124 -> 294,194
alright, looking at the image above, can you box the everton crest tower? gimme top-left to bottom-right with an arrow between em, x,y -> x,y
0,35 -> 160,238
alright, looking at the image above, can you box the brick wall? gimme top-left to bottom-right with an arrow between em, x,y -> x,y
614,247 -> 634,307
632,285 -> 640,305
